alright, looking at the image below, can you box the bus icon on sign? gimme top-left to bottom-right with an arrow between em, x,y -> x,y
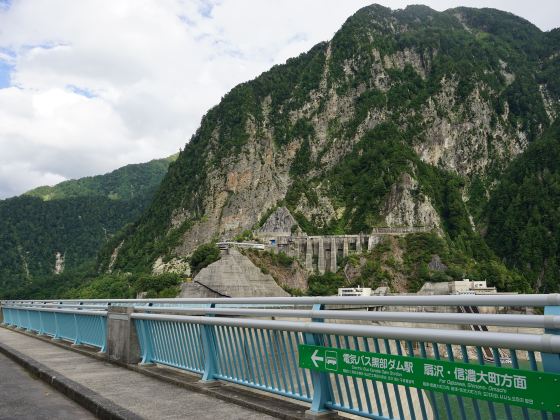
325,351 -> 338,371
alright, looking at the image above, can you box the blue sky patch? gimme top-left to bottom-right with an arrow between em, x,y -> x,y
0,0 -> 12,11
0,60 -> 13,89
67,85 -> 96,98
198,0 -> 214,18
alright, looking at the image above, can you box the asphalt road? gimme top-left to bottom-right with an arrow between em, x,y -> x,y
0,351 -> 96,420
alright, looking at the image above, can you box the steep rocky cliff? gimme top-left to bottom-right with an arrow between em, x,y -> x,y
104,5 -> 560,293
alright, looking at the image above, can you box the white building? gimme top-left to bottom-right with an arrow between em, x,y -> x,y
451,279 -> 497,294
338,287 -> 372,297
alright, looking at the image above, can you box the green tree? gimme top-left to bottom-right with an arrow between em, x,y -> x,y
189,243 -> 221,276
307,272 -> 345,296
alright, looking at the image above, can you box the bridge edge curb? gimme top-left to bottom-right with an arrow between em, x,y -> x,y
0,330 -> 141,420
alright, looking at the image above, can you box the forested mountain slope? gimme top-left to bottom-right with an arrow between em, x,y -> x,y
0,156 -> 175,298
101,5 -> 559,294
25,155 -> 176,201
486,120 -> 560,292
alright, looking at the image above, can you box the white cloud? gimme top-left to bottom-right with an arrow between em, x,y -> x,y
0,0 -> 557,198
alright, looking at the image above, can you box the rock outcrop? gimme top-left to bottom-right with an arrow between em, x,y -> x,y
54,252 -> 65,275
258,207 -> 299,236
152,257 -> 191,276
383,173 -> 441,229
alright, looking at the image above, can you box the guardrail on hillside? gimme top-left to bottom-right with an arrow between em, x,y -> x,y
1,295 -> 560,420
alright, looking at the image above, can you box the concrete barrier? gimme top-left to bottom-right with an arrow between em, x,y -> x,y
106,306 -> 141,365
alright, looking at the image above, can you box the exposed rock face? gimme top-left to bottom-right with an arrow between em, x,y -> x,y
107,240 -> 124,273
174,132 -> 293,255
294,185 -> 339,230
258,207 -> 299,235
180,248 -> 289,298
243,250 -> 308,291
428,255 -> 448,272
383,173 -> 441,229
415,82 -> 526,176
152,257 -> 191,276
54,252 -> 65,275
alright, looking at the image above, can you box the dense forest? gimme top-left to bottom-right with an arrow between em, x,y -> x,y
486,121 -> 560,292
0,156 -> 175,299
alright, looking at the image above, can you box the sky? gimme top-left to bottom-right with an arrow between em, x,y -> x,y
0,0 -> 558,199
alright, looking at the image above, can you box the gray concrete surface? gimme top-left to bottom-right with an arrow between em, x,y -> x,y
106,306 -> 141,365
0,351 -> 96,420
180,248 -> 289,298
0,328 -> 275,420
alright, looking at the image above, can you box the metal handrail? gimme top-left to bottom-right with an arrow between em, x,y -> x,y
3,293 -> 560,306
131,306 -> 560,328
4,303 -> 108,310
1,305 -> 107,316
130,312 -> 560,353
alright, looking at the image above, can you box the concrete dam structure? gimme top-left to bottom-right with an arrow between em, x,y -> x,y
266,227 -> 429,274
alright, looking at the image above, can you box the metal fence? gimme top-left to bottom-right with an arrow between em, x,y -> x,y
2,294 -> 560,420
1,305 -> 107,351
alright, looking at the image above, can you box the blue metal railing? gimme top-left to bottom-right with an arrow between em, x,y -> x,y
136,318 -> 205,374
134,317 -> 315,400
1,306 -> 107,352
2,296 -> 560,420
134,320 -> 559,419
130,304 -> 560,420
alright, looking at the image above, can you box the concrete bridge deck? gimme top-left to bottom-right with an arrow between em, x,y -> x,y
0,327 -> 309,420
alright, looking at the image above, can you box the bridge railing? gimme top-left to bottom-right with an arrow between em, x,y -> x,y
1,294 -> 560,420
1,305 -> 107,351
2,293 -> 560,306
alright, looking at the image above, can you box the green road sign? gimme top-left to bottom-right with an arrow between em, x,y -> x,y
298,344 -> 560,413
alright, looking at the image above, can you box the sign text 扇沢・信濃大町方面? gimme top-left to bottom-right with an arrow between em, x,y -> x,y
298,344 -> 560,413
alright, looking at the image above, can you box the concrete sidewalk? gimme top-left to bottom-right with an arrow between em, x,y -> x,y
0,351 -> 96,420
0,327 -> 279,420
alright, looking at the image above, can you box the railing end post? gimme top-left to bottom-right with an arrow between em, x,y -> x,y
105,306 -> 139,363
201,303 -> 218,382
543,305 -> 560,420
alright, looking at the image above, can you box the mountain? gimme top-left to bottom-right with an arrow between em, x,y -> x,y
25,154 -> 176,201
90,6 -> 549,283
99,5 -> 560,292
0,156 -> 175,298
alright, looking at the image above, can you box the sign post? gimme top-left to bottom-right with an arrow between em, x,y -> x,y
299,344 -> 560,413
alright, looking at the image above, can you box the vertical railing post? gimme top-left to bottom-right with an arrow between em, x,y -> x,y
99,303 -> 110,354
138,318 -> 154,364
53,311 -> 61,340
201,303 -> 218,382
137,303 -> 154,364
304,303 -> 332,415
0,306 -> 7,326
38,310 -> 44,335
73,313 -> 82,346
25,309 -> 31,330
542,305 -> 560,419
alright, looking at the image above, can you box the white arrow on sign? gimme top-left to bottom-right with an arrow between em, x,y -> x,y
311,349 -> 324,368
